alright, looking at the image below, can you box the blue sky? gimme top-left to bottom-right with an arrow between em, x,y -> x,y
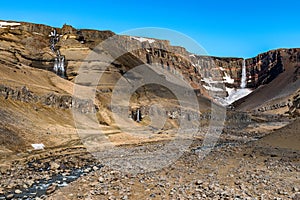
1,0 -> 300,58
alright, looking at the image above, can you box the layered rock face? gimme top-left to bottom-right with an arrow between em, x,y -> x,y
246,49 -> 284,88
109,35 -> 247,98
0,21 -> 243,96
233,48 -> 300,112
0,22 -> 115,75
0,84 -> 97,113
0,20 -> 298,105
245,48 -> 300,88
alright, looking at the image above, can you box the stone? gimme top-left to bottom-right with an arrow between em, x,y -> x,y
293,193 -> 300,200
26,180 -> 34,187
14,189 -> 22,194
84,168 -> 91,173
98,177 -> 104,183
89,181 -> 98,187
50,162 -> 60,170
6,194 -> 14,199
108,195 -> 115,200
195,180 -> 203,185
150,193 -> 156,198
46,184 -> 57,195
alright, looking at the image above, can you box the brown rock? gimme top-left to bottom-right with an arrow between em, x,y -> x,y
50,162 -> 60,170
46,184 -> 57,195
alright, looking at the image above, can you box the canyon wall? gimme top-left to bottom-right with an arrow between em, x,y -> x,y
1,21 -> 299,103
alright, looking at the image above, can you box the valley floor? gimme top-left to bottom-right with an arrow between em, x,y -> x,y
0,118 -> 299,200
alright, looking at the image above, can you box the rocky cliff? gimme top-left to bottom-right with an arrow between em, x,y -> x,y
232,48 -> 299,89
233,49 -> 300,112
0,20 -> 299,107
0,85 -> 96,113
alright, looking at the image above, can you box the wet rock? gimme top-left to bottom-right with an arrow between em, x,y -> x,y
150,193 -> 156,198
6,194 -> 14,199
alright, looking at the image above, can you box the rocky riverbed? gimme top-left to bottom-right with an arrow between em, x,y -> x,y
49,141 -> 300,200
0,147 -> 102,199
1,119 -> 299,200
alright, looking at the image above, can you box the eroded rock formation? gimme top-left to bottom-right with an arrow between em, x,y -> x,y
0,84 -> 97,113
0,20 -> 299,106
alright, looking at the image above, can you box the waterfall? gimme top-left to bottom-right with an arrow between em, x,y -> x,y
219,59 -> 252,105
59,56 -> 65,74
240,59 -> 247,88
136,109 -> 140,122
49,30 -> 66,78
53,58 -> 58,73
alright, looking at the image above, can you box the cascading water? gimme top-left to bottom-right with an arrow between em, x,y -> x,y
240,59 -> 247,88
59,56 -> 65,75
137,109 -> 140,122
49,30 -> 66,78
53,57 -> 58,73
219,58 -> 252,106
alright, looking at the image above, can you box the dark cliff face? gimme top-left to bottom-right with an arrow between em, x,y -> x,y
232,48 -> 300,111
190,48 -> 299,91
245,48 -> 300,88
246,50 -> 283,88
208,57 -> 244,88
201,48 -> 299,90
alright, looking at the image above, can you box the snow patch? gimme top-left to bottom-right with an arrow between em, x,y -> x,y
219,67 -> 225,71
0,21 -> 21,28
202,77 -> 225,93
131,36 -> 155,44
218,88 -> 252,106
31,144 -> 45,150
33,32 -> 44,36
223,72 -> 235,84
203,85 -> 224,92
202,77 -> 222,84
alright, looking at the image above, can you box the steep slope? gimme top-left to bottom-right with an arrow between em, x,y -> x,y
255,118 -> 300,151
0,21 -> 215,160
233,49 -> 300,113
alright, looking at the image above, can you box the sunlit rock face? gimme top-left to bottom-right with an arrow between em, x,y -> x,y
246,49 -> 300,88
0,20 -> 298,106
